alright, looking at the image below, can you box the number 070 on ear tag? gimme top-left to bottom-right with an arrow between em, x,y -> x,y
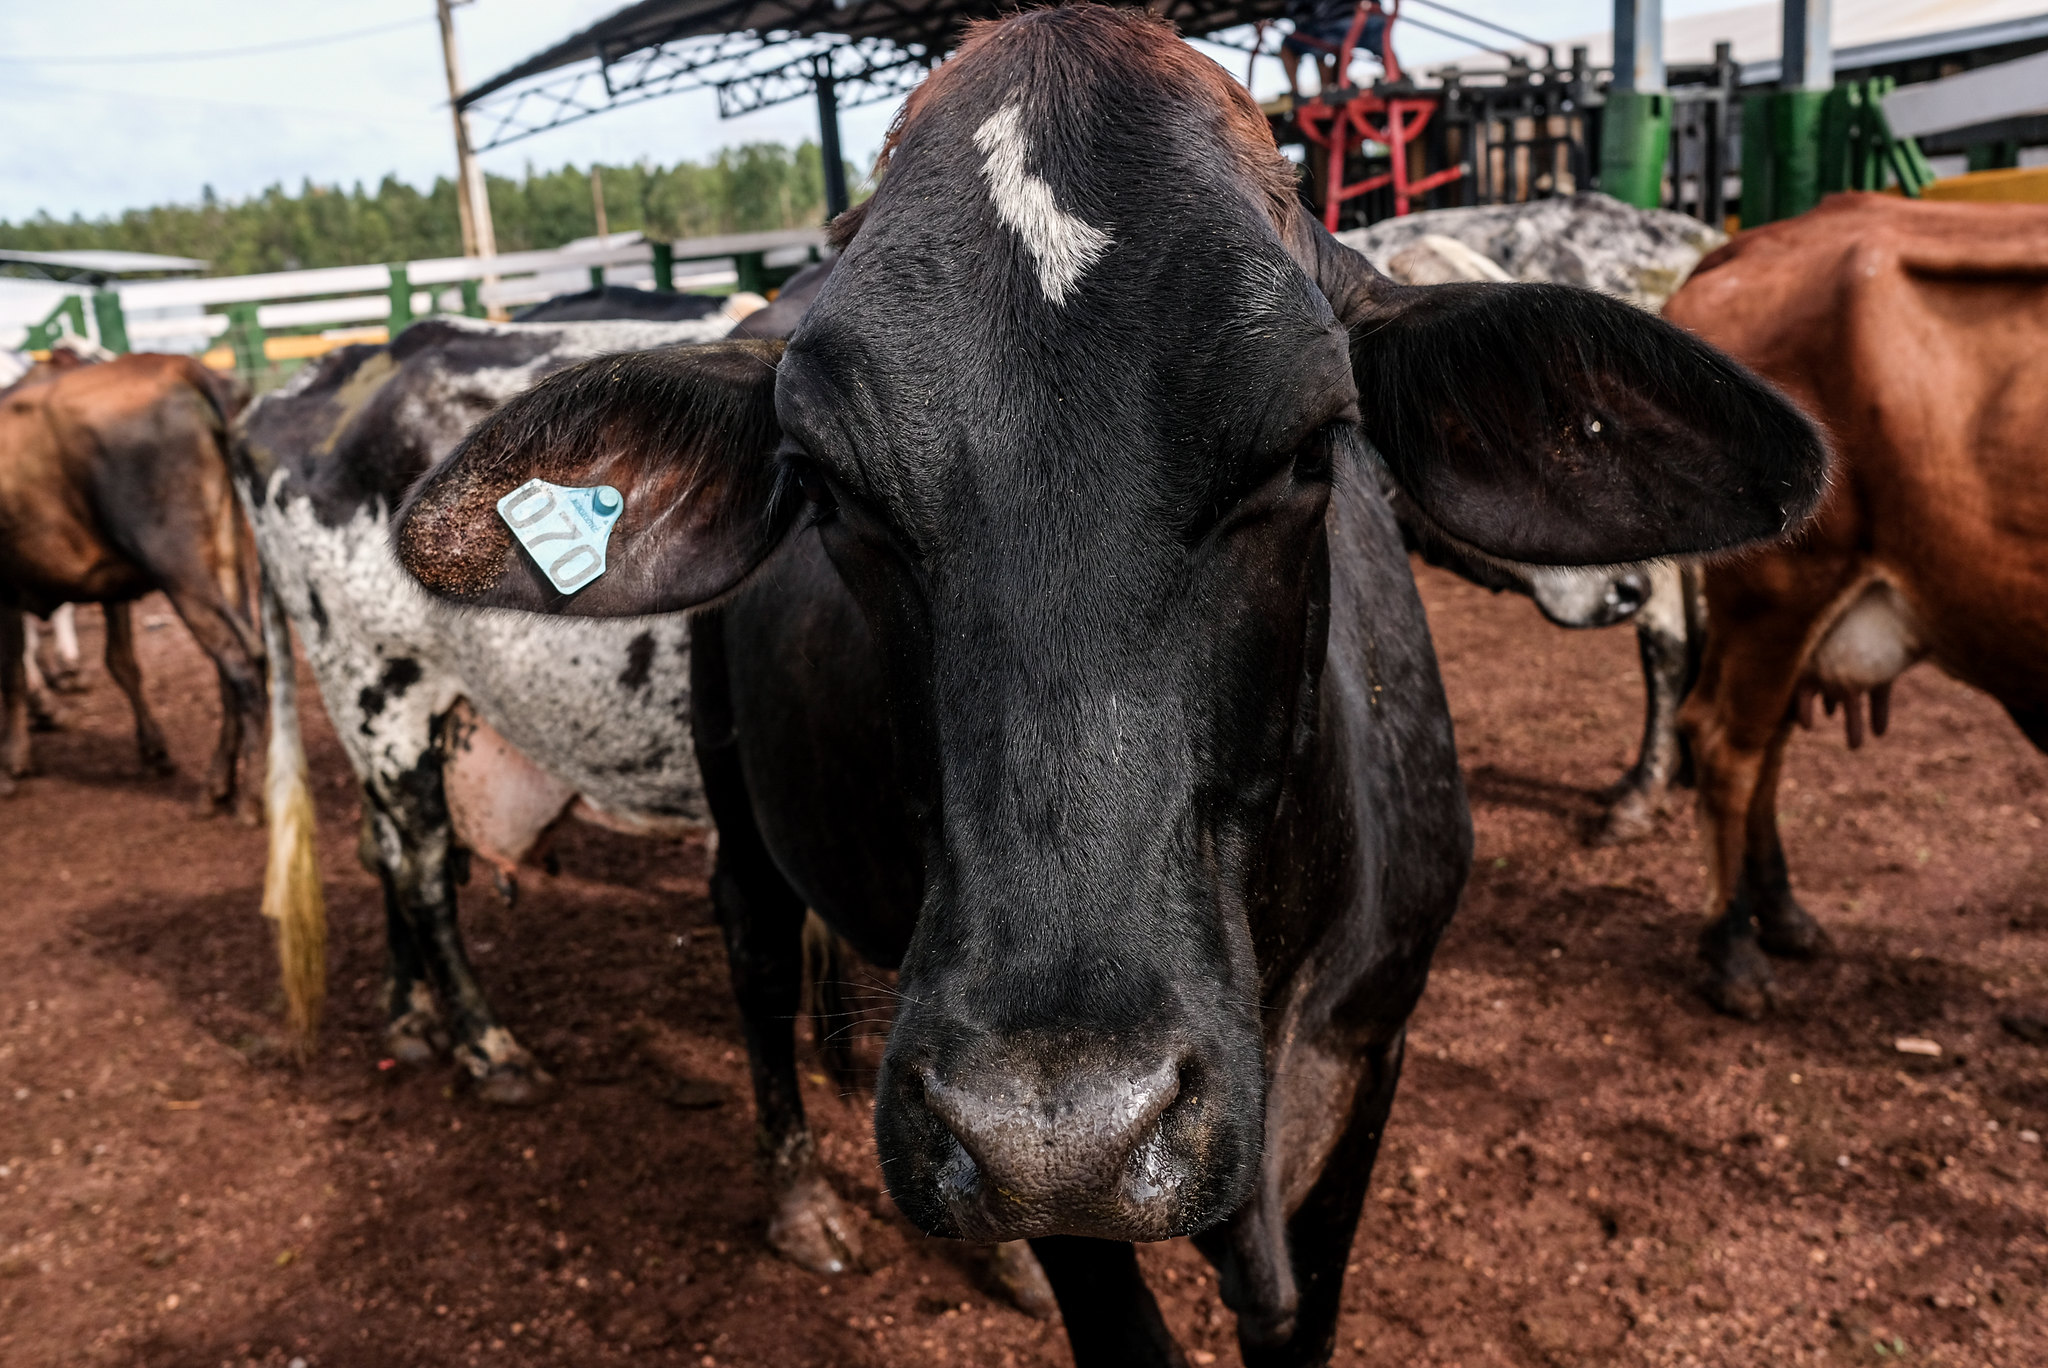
497,478 -> 624,595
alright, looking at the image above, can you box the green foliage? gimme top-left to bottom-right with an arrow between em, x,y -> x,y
0,143 -> 853,276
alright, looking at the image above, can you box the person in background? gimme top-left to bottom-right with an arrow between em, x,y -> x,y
1281,0 -> 1391,99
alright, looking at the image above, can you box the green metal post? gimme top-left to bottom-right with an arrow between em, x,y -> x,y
1771,89 -> 1828,220
1739,92 -> 1776,226
90,290 -> 130,353
387,263 -> 414,333
735,252 -> 767,296
226,303 -> 266,375
651,241 -> 675,293
1600,91 -> 1672,209
459,279 -> 484,318
589,265 -> 606,290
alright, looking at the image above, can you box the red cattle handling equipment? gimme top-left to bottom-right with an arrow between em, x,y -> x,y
1293,2 -> 1466,229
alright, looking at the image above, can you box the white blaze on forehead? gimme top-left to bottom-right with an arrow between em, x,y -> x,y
972,102 -> 1113,305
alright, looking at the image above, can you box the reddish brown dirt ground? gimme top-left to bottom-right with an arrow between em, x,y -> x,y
3,569 -> 2044,1368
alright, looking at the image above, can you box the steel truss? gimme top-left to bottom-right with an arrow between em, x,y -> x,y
467,29 -> 935,151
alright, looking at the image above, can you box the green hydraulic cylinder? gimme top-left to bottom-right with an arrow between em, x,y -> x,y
91,290 -> 129,353
1600,91 -> 1672,209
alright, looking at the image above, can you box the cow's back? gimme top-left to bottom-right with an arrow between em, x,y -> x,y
1667,194 -> 2048,718
0,353 -> 233,611
237,317 -> 736,823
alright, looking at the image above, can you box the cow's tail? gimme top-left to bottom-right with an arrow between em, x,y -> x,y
257,567 -> 327,1056
801,911 -> 861,1088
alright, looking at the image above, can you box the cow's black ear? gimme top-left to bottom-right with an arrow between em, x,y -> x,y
397,339 -> 793,616
1345,280 -> 1828,565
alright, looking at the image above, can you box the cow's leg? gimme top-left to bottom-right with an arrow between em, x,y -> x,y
41,603 -> 87,693
1198,1036 -> 1405,1368
359,740 -> 553,1103
1684,628 -> 1816,1018
705,792 -> 866,1274
1,610 -> 29,792
1739,725 -> 1830,959
102,602 -> 174,777
21,616 -> 63,732
1597,561 -> 1692,845
1029,1237 -> 1186,1368
155,587 -> 264,821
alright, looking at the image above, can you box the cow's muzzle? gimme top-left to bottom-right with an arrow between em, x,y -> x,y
876,1033 -> 1257,1243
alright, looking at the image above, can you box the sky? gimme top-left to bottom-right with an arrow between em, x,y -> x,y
0,0 -> 1749,224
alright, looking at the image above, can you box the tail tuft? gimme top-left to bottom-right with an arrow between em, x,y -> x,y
257,572 -> 328,1060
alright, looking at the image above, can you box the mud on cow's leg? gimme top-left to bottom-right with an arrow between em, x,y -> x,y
102,602 -> 173,778
360,733 -> 552,1104
1,609 -> 29,792
1028,1238 -> 1186,1368
1200,1036 -> 1406,1368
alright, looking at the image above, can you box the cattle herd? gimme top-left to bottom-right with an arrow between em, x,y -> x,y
2,9 -> 2044,1366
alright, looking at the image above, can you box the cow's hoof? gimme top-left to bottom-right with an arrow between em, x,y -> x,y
1592,792 -> 1657,846
472,1062 -> 556,1107
1758,902 -> 1830,960
386,1011 -> 449,1066
767,1174 -> 865,1276
462,1026 -> 555,1106
1700,930 -> 1776,1020
985,1241 -> 1057,1320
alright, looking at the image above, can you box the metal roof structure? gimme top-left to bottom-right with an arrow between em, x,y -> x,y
0,248 -> 208,283
455,0 -> 1298,151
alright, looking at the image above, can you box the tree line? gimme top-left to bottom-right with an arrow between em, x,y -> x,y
0,143 -> 855,277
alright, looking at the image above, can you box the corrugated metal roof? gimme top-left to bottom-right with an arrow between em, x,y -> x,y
459,0 -> 1285,108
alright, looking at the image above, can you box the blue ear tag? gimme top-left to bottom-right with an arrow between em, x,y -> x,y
496,478 -> 624,595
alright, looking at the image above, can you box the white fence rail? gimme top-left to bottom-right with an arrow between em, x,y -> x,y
12,226 -> 827,359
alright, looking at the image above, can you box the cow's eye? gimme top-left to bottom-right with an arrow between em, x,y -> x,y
786,455 -> 838,517
1292,424 -> 1336,482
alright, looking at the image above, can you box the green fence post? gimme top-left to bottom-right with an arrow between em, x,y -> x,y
735,252 -> 767,296
1599,90 -> 1672,209
1771,88 -> 1828,220
459,279 -> 484,318
387,264 -> 414,333
588,265 -> 606,291
651,241 -> 675,293
226,303 -> 266,375
1739,92 -> 1776,226
91,290 -> 130,353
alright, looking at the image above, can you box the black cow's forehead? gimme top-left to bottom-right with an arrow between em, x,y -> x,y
776,81 -> 1350,536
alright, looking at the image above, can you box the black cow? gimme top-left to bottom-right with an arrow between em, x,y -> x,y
511,283 -> 725,323
395,10 -> 1825,1364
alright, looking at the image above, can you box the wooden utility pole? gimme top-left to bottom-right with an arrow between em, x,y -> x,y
436,0 -> 498,260
590,166 -> 609,240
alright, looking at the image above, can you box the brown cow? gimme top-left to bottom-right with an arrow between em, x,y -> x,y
0,353 -> 263,813
1669,193 -> 2048,1016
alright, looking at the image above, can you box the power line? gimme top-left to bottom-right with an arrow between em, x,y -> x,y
0,17 -> 433,65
